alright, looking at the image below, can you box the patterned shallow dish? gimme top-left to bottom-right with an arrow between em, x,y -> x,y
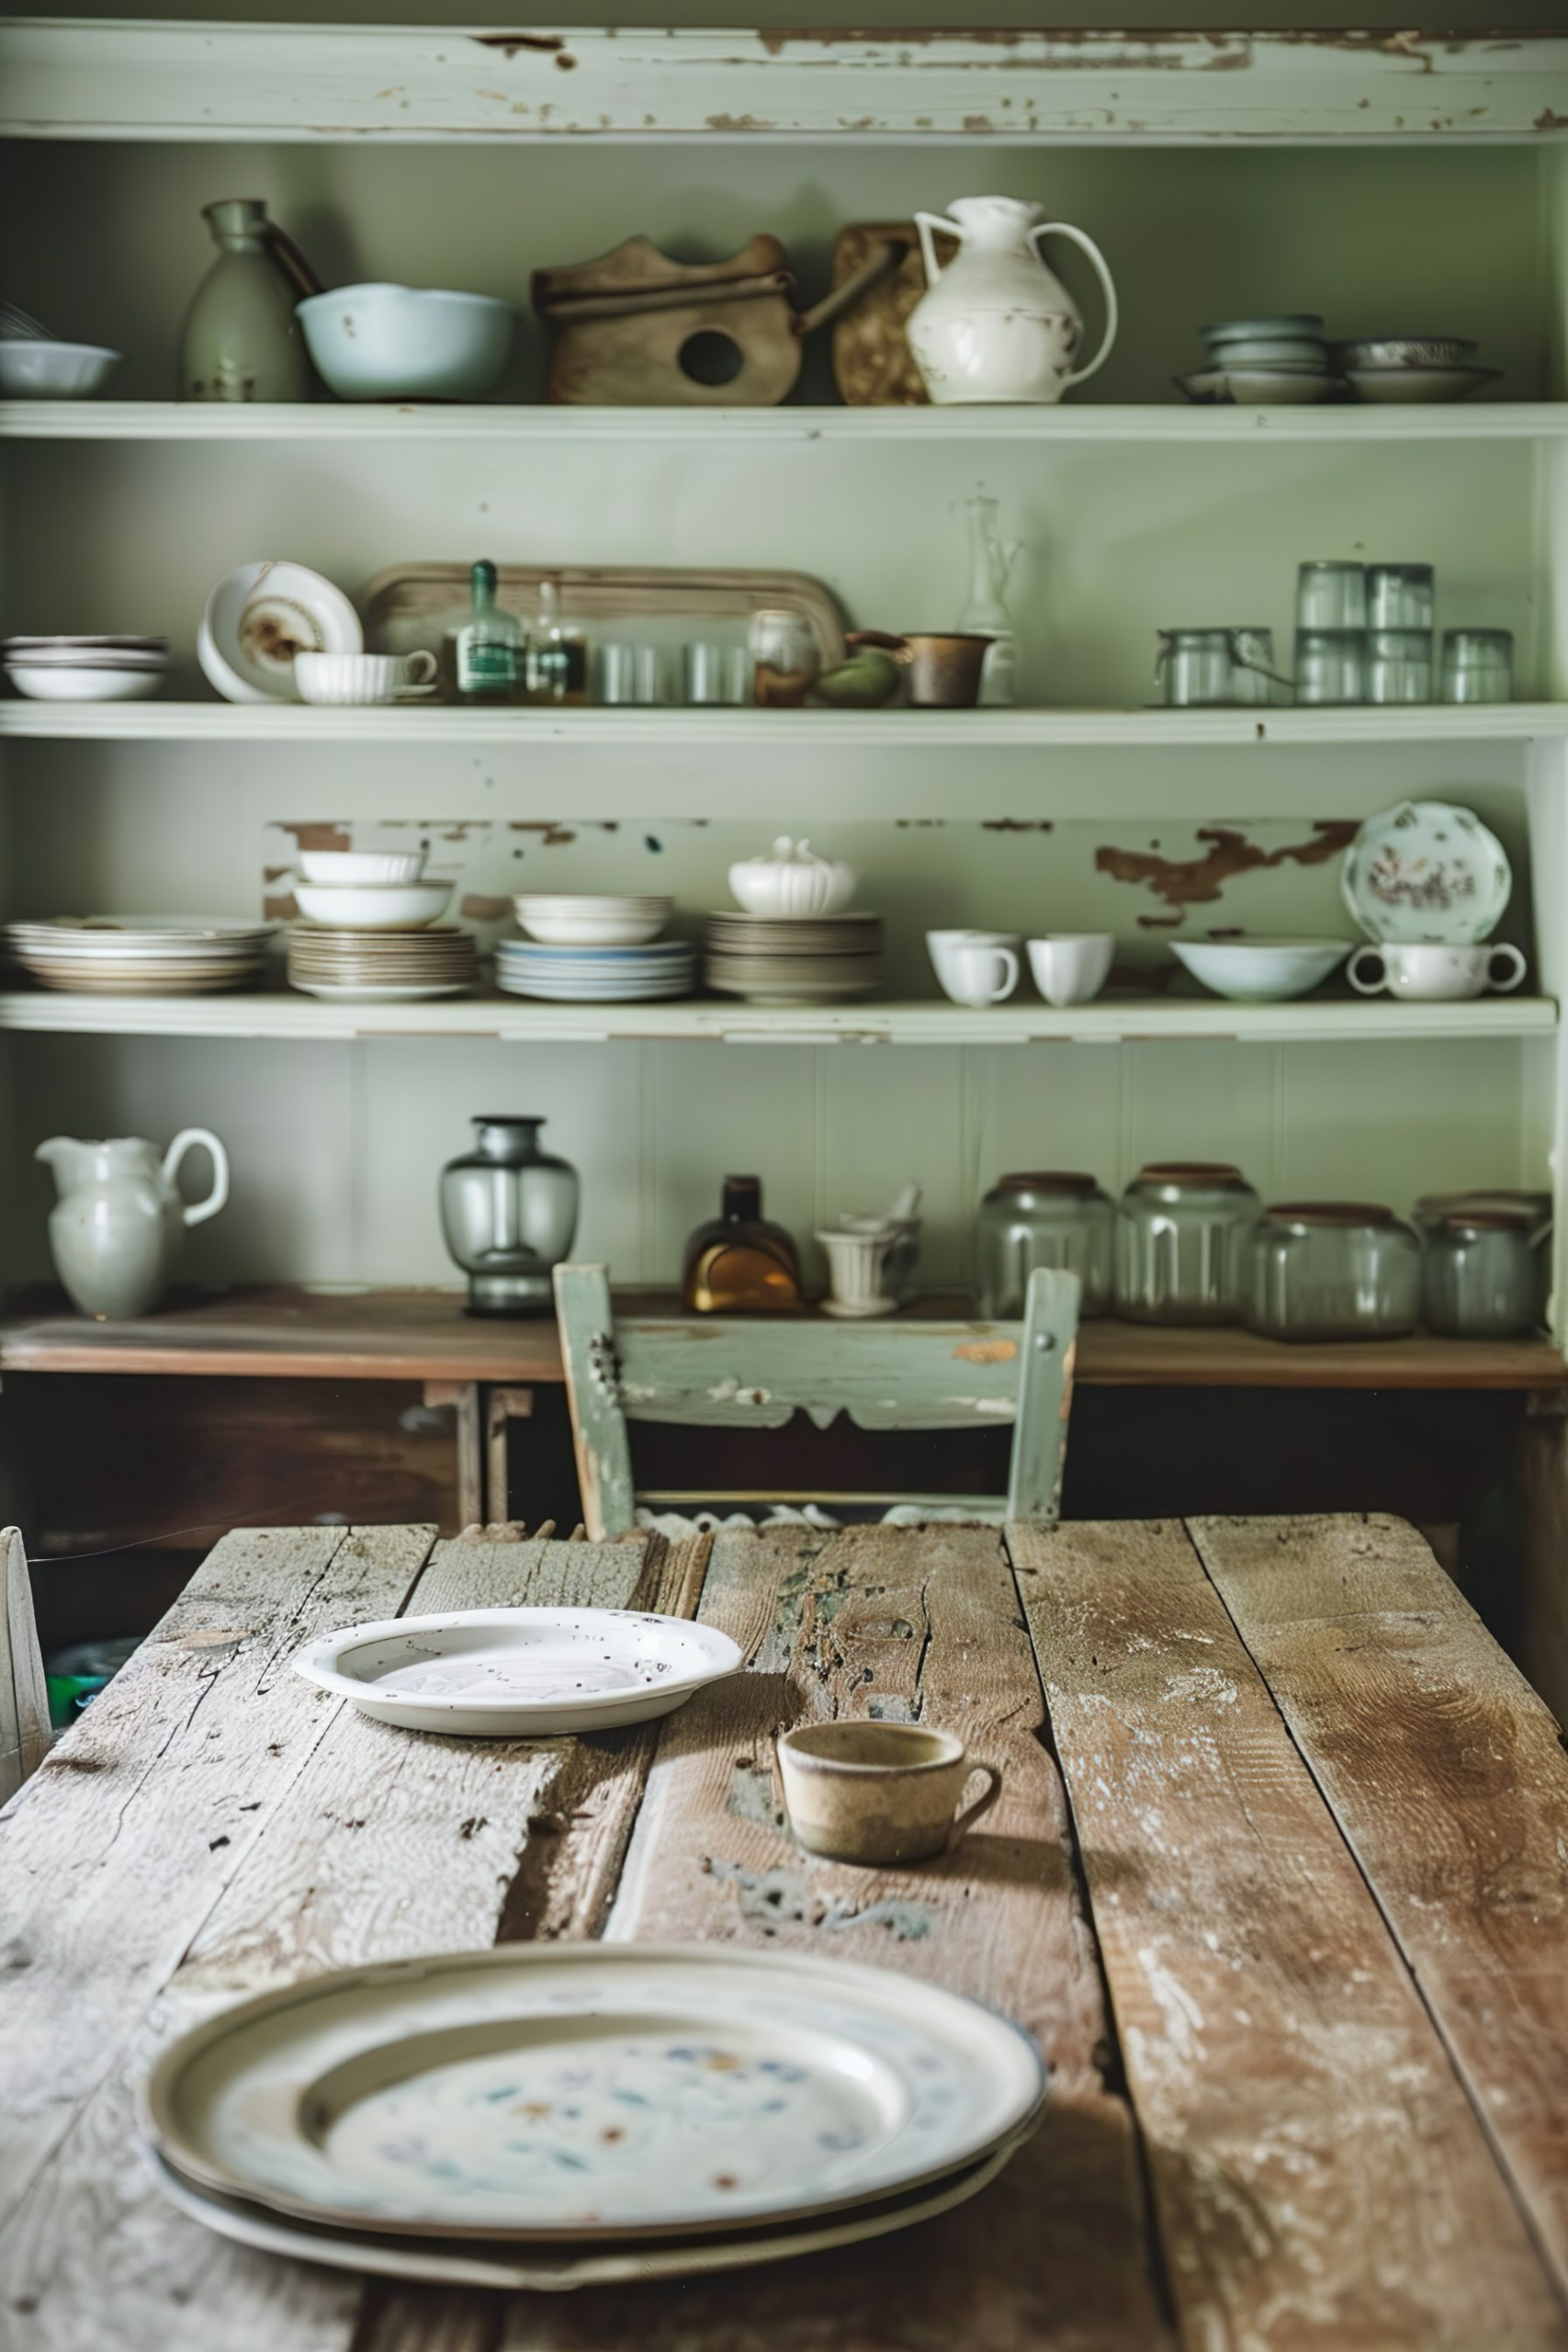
141,1943 -> 1046,2240
293,1604 -> 742,1735
1340,799 -> 1511,945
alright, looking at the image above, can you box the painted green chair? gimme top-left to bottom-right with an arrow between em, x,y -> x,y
552,1264 -> 1080,1542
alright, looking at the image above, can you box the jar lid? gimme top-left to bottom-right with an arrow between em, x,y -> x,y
1428,1205 -> 1537,1233
993,1170 -> 1100,1195
1262,1199 -> 1397,1227
1136,1160 -> 1247,1187
1416,1188 -> 1550,1221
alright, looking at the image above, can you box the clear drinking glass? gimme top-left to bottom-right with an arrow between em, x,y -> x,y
683,641 -> 749,707
1293,628 -> 1366,705
1367,563 -> 1435,629
1366,628 -> 1434,705
748,610 -> 818,707
975,1171 -> 1115,1319
1244,1202 -> 1420,1341
1156,628 -> 1288,707
1295,562 -> 1367,631
1440,628 -> 1513,704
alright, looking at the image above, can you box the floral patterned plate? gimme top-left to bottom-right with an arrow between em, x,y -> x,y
293,1607 -> 744,1736
141,1943 -> 1046,2241
1340,799 -> 1511,944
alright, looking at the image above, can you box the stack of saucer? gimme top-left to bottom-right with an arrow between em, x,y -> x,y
4,914 -> 275,994
1177,315 -> 1334,406
287,926 -> 477,1002
705,911 -> 883,1005
3,635 -> 168,702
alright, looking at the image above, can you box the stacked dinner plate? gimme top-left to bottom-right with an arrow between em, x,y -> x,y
139,1940 -> 1046,2290
287,925 -> 477,1002
705,911 -> 883,1004
2,634 -> 169,702
500,890 -> 695,1002
4,914 -> 275,994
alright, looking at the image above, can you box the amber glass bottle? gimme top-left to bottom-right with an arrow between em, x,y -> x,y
682,1176 -> 803,1314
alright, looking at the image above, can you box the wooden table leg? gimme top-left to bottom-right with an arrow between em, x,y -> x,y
1521,1387 -> 1568,1727
485,1385 -> 535,1526
423,1380 -> 483,1534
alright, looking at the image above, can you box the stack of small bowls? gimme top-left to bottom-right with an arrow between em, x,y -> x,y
498,894 -> 694,1001
287,849 -> 474,1001
3,635 -> 168,702
1177,315 -> 1334,407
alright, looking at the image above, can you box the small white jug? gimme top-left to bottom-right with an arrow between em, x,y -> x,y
37,1130 -> 230,1320
908,197 -> 1118,407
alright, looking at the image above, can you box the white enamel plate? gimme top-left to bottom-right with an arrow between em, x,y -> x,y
141,1943 -> 1047,2242
1340,799 -> 1512,945
293,1606 -> 743,1736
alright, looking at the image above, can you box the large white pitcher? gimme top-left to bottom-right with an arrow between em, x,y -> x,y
37,1130 -> 229,1320
908,197 -> 1118,406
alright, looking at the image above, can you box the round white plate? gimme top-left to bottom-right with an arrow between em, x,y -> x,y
141,1942 -> 1046,2241
7,914 -> 276,945
288,979 -> 472,1002
1340,800 -> 1511,944
199,561 -> 363,705
293,1604 -> 741,1735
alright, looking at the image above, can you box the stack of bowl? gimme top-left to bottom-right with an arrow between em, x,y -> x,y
1177,315 -> 1334,406
287,849 -> 473,1001
705,911 -> 884,1005
1327,337 -> 1500,405
3,636 -> 168,702
499,894 -> 693,1002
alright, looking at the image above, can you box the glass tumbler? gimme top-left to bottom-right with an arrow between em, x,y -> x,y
1366,628 -> 1434,705
749,610 -> 818,707
1367,564 -> 1436,629
1440,628 -> 1513,704
975,1171 -> 1115,1319
1293,628 -> 1366,705
683,641 -> 749,707
1296,562 -> 1367,631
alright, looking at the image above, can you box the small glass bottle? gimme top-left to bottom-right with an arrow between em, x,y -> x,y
443,560 -> 525,704
682,1175 -> 803,1314
525,578 -> 589,707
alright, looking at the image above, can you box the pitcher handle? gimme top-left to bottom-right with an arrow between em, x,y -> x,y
163,1128 -> 230,1227
914,212 -> 961,291
1029,222 -> 1119,388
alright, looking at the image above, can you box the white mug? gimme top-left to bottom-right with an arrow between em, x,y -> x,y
293,650 -> 437,706
1027,933 -> 1115,1008
927,929 -> 1021,1007
1348,942 -> 1526,1002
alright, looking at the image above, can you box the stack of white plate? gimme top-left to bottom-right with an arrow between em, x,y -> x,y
705,911 -> 884,1005
497,937 -> 695,1001
287,925 -> 477,1002
140,1939 -> 1045,2290
3,635 -> 168,703
4,914 -> 275,994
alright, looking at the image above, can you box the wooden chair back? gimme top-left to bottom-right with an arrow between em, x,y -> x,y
1,1527 -> 50,1804
553,1266 -> 1079,1541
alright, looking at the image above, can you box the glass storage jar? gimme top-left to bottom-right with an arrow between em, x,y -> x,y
1415,1192 -> 1551,1336
1293,628 -> 1365,706
1245,1202 -> 1420,1342
1366,628 -> 1433,705
1366,563 -> 1435,629
1114,1162 -> 1260,1326
975,1171 -> 1114,1318
1295,561 -> 1367,631
1439,628 -> 1513,705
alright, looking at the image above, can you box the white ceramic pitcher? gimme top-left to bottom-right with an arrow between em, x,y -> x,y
37,1129 -> 230,1319
908,197 -> 1118,406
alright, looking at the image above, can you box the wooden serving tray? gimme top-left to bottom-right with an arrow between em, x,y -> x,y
362,565 -> 847,666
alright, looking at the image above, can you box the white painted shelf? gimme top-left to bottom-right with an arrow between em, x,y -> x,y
0,703 -> 1562,749
3,401 -> 1564,446
0,991 -> 1552,1046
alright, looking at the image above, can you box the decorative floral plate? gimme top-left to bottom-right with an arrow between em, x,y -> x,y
141,1943 -> 1046,2241
1340,800 -> 1511,944
293,1607 -> 744,1736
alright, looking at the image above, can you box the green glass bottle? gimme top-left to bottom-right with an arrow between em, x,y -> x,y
444,561 -> 525,704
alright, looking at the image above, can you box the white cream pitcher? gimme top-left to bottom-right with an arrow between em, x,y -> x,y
908,197 -> 1118,406
37,1129 -> 229,1320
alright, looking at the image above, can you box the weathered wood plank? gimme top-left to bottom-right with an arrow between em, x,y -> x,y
1010,1516 -> 1567,2350
0,1523 -> 437,2228
0,1525 -> 51,1804
497,1523 -> 1170,2352
1190,1511 -> 1568,2307
0,1533 -> 708,2352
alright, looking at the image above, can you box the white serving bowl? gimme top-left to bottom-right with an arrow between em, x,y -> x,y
0,340 -> 122,398
1171,937 -> 1351,1003
6,664 -> 164,702
513,894 -> 672,946
299,849 -> 427,886
294,879 -> 452,930
198,560 -> 363,704
296,285 -> 514,402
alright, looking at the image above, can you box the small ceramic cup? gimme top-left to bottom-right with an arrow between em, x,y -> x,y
1027,933 -> 1115,1008
776,1721 -> 1004,1866
293,650 -> 437,706
817,1224 -> 898,1318
1347,942 -> 1526,1002
927,929 -> 1021,1007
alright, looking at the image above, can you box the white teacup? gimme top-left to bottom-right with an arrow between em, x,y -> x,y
927,929 -> 1021,1007
1348,942 -> 1526,1002
293,650 -> 437,706
1027,933 -> 1115,1008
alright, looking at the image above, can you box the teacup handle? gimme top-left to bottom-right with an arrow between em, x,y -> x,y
986,947 -> 1020,1003
1028,222 -> 1119,388
946,1762 -> 1004,1851
400,650 -> 437,687
1486,944 -> 1526,994
1347,946 -> 1388,996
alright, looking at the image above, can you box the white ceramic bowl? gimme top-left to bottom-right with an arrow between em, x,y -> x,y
0,341 -> 122,398
513,894 -> 672,946
298,850 -> 427,886
294,879 -> 452,930
198,561 -> 363,704
297,285 -> 514,402
6,664 -> 164,702
1170,937 -> 1351,1003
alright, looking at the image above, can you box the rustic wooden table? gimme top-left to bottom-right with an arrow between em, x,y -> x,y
3,1515 -> 1567,2349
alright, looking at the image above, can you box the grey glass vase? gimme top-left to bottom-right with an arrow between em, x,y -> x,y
439,1116 -> 580,1317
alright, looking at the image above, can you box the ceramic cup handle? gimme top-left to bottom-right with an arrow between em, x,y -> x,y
987,947 -> 1021,1003
1030,223 -> 1119,388
1347,947 -> 1388,997
1487,944 -> 1527,994
947,1762 -> 1004,1851
400,650 -> 437,687
162,1127 -> 230,1227
913,212 -> 961,290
